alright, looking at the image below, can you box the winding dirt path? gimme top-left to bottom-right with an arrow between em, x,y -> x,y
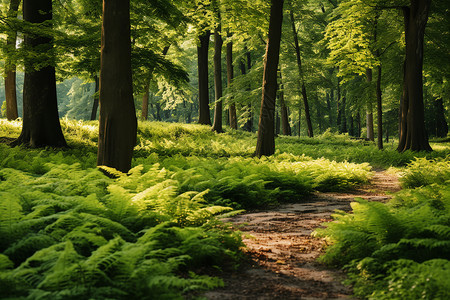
203,171 -> 401,299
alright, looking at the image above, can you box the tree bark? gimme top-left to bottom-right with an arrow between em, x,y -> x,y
376,64 -> 383,149
290,10 -> 313,138
279,74 -> 291,135
90,75 -> 100,120
433,98 -> 448,137
398,1 -> 432,152
365,69 -> 375,141
13,0 -> 67,148
4,0 -> 21,120
197,31 -> 212,125
97,0 -> 137,173
255,0 -> 284,157
242,52 -> 253,132
141,81 -> 150,121
227,35 -> 238,130
212,26 -> 224,133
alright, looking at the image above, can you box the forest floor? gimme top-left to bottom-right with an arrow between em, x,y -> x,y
202,170 -> 401,300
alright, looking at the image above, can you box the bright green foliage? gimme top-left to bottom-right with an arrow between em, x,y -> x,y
315,158 -> 450,298
401,157 -> 450,188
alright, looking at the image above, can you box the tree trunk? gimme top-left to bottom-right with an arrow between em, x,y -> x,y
141,81 -> 150,121
97,0 -> 137,173
212,26 -> 224,133
398,1 -> 432,152
90,75 -> 100,120
356,110 -> 361,137
341,95 -> 347,133
365,69 -> 375,141
4,0 -> 21,120
197,31 -> 212,125
290,10 -> 313,137
434,98 -> 448,137
227,35 -> 237,130
242,52 -> 253,132
255,0 -> 284,157
279,74 -> 291,135
376,64 -> 383,149
13,0 -> 66,148
337,80 -> 341,131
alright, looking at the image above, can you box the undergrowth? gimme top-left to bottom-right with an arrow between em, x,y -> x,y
1,119 -> 448,298
314,157 -> 450,299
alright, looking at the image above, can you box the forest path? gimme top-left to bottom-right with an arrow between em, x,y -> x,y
203,170 -> 401,299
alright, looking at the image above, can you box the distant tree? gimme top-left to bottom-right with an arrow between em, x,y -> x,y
4,0 -> 21,121
12,0 -> 67,148
97,0 -> 137,173
211,0 -> 224,133
255,0 -> 284,157
197,30 -> 212,125
289,9 -> 313,137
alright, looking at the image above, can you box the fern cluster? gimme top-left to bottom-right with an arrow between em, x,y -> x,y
0,163 -> 243,299
401,157 -> 450,188
314,159 -> 450,299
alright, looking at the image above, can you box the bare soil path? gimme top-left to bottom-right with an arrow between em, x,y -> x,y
203,171 -> 401,299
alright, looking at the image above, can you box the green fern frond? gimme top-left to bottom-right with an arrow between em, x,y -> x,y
0,254 -> 14,270
79,213 -> 136,242
0,192 -> 23,240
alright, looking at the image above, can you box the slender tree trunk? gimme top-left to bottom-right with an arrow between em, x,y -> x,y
242,51 -> 253,132
329,89 -> 334,127
356,110 -> 361,138
13,0 -> 66,148
365,69 -> 375,141
376,64 -> 383,149
290,10 -> 313,137
212,26 -> 224,133
398,1 -> 432,152
337,80 -> 341,131
255,0 -> 284,157
90,75 -> 100,120
97,0 -> 137,173
4,0 -> 21,120
341,95 -> 347,133
434,98 -> 448,137
227,35 -> 237,130
141,81 -> 150,121
197,31 -> 212,125
279,74 -> 291,135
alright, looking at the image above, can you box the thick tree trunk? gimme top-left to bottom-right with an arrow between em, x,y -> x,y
290,10 -> 313,137
212,27 -> 224,133
398,1 -> 432,152
90,75 -> 100,120
197,31 -> 212,125
97,0 -> 137,173
255,0 -> 284,157
13,0 -> 66,148
227,36 -> 237,130
4,0 -> 21,120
